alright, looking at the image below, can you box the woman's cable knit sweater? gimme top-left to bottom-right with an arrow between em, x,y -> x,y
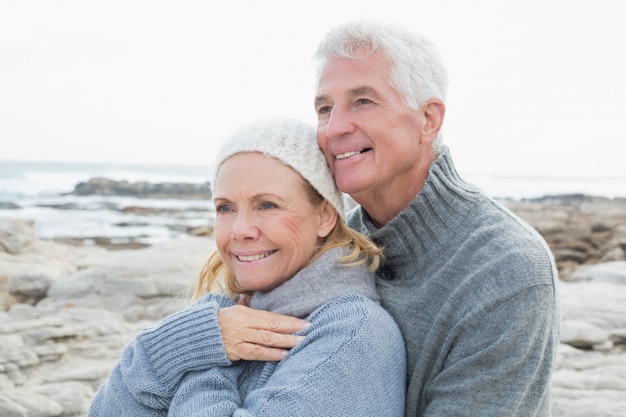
347,146 -> 560,417
87,247 -> 406,417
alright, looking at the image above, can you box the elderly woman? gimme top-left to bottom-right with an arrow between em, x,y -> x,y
88,118 -> 406,417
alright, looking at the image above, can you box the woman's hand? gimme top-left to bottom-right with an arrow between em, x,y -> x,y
218,305 -> 309,361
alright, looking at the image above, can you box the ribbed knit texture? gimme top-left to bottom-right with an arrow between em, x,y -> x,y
88,247 -> 405,416
347,146 -> 560,417
249,247 -> 379,318
213,118 -> 345,220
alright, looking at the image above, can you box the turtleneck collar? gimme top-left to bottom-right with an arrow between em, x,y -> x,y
353,146 -> 481,269
248,247 -> 379,318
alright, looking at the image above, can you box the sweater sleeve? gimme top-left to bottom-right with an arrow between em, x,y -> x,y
421,284 -> 557,417
87,294 -> 234,417
166,294 -> 407,417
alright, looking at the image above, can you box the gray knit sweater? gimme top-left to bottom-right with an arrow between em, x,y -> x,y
88,248 -> 406,416
347,147 -> 560,417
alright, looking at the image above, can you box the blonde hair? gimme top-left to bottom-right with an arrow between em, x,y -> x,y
192,175 -> 382,299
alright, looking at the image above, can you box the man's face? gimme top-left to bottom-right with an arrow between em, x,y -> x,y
314,48 -> 430,204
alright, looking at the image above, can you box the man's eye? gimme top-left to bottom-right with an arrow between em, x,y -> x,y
356,98 -> 373,105
317,105 -> 331,115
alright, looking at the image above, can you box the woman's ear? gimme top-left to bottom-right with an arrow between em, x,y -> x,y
420,98 -> 445,144
317,201 -> 339,238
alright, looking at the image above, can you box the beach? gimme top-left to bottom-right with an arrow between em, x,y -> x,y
1,170 -> 625,416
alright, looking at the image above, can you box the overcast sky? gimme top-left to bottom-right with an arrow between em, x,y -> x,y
1,0 -> 625,180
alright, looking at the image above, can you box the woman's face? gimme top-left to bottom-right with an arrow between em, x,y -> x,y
213,152 -> 337,292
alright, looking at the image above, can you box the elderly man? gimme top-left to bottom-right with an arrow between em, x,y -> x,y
222,19 -> 560,417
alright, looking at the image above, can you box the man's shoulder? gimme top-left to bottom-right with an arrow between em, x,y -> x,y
474,196 -> 552,253
459,196 -> 558,286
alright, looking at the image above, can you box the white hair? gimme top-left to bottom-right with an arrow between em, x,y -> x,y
314,19 -> 448,150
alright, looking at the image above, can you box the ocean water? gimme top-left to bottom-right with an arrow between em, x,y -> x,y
0,159 -> 624,245
0,159 -> 215,246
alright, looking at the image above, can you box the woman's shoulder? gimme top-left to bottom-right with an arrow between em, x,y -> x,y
289,294 -> 405,367
308,292 -> 379,314
306,294 -> 401,339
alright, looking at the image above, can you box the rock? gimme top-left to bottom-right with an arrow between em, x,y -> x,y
501,195 -> 626,279
31,382 -> 94,416
552,344 -> 626,417
0,219 -> 219,416
70,177 -> 212,200
0,291 -> 18,313
560,320 -> 610,348
42,236 -> 212,318
0,202 -> 21,210
0,217 -> 36,254
586,261 -> 626,285
0,240 -> 111,305
559,281 -> 626,332
0,394 -> 28,417
187,224 -> 214,237
1,390 -> 63,417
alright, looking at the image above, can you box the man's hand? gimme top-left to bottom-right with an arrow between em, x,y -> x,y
218,305 -> 309,361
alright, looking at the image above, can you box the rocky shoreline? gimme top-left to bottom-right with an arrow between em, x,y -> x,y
1,178 -> 216,251
69,177 -> 213,200
1,194 -> 625,416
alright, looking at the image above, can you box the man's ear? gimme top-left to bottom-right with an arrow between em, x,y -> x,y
317,201 -> 339,239
420,99 -> 445,144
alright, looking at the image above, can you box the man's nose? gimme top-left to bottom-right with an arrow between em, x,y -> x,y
324,106 -> 355,139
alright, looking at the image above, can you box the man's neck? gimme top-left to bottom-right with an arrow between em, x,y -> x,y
354,158 -> 436,227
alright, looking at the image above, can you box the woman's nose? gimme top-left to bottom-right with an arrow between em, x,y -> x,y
230,211 -> 260,241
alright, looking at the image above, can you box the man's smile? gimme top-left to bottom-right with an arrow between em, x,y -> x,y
335,148 -> 372,160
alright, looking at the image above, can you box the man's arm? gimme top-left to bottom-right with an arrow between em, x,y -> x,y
421,284 -> 557,416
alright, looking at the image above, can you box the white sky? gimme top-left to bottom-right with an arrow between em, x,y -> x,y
1,0 -> 625,180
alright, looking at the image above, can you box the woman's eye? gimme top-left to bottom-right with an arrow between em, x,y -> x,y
215,205 -> 232,214
260,202 -> 276,210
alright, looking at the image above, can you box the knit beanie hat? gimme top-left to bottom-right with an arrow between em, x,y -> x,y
213,118 -> 345,220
